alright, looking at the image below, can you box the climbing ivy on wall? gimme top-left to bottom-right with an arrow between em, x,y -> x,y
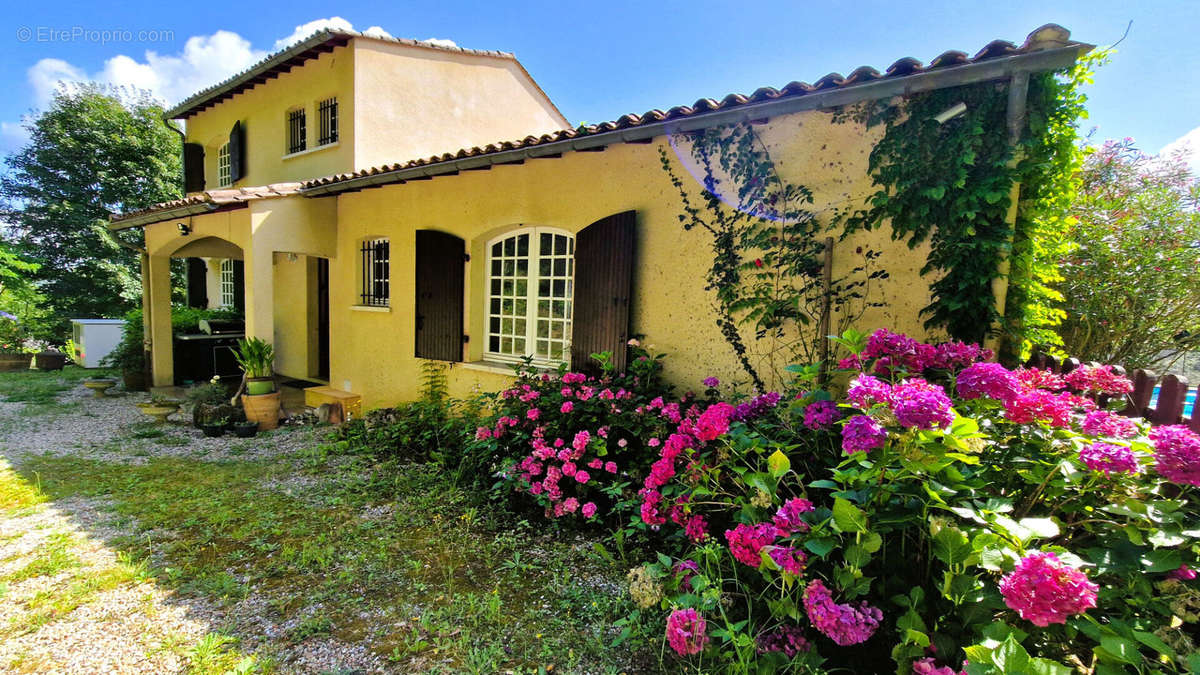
840,56 -> 1095,356
659,124 -> 884,390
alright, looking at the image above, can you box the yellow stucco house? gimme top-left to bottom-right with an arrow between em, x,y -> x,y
110,26 -> 1089,409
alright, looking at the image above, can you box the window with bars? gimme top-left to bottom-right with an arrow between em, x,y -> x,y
220,259 -> 236,307
287,108 -> 307,154
217,143 -> 232,187
485,228 -> 574,365
318,97 -> 338,145
359,238 -> 390,307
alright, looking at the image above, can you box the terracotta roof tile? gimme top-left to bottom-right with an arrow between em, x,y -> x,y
111,183 -> 303,224
298,24 -> 1087,193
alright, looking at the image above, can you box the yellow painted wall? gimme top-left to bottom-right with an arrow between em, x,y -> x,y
272,253 -> 313,379
352,38 -> 568,170
328,107 -> 940,409
182,45 -> 356,189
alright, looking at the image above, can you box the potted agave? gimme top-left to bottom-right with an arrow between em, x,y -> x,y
234,337 -> 280,431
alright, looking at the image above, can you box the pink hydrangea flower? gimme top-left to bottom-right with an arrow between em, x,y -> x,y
724,523 -> 777,567
846,374 -> 892,410
956,362 -> 1020,403
695,403 -> 735,441
932,341 -> 990,371
604,461 -> 618,474
574,470 -> 590,484
768,545 -> 807,575
841,415 -> 887,454
890,379 -> 955,430
732,392 -> 782,421
673,559 -> 700,590
581,502 -> 597,518
1004,389 -> 1078,428
474,426 -> 492,441
999,552 -> 1098,626
912,658 -> 967,675
665,608 -> 709,656
560,401 -> 574,414
640,490 -> 666,526
803,400 -> 841,430
756,624 -> 811,657
561,497 -> 579,514
1167,564 -> 1196,581
526,408 -> 540,421
1014,368 -> 1067,392
773,498 -> 815,537
1081,410 -> 1139,438
1065,364 -> 1134,395
1078,442 -> 1140,476
684,515 -> 709,543
1149,425 -> 1200,486
803,579 -> 882,646
702,376 -> 720,388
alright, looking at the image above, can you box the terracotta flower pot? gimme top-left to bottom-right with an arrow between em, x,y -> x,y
241,392 -> 281,431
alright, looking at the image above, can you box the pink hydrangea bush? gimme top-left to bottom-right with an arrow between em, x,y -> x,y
998,552 -> 1098,627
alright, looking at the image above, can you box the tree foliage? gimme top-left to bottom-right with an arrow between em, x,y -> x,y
1056,138 -> 1200,370
0,84 -> 182,328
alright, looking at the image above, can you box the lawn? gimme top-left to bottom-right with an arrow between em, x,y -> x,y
0,368 -> 645,674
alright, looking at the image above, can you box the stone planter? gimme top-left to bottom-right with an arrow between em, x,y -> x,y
192,402 -> 236,429
0,354 -> 30,371
241,392 -> 281,431
82,378 -> 117,398
138,401 -> 180,424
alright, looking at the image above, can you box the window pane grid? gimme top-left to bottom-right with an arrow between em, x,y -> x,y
217,144 -> 231,187
360,238 -> 389,307
318,97 -> 338,145
220,259 -> 235,307
486,229 -> 573,365
287,108 -> 307,154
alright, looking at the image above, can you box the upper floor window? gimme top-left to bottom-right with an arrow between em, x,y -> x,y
287,108 -> 307,154
485,228 -> 574,365
220,259 -> 236,307
359,238 -> 390,307
217,143 -> 232,188
318,97 -> 338,146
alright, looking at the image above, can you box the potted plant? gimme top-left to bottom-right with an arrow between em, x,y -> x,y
201,416 -> 228,437
185,377 -> 235,428
100,330 -> 147,392
232,420 -> 259,438
234,337 -> 280,431
34,348 -> 68,371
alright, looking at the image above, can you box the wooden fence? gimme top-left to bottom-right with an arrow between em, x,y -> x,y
1024,354 -> 1198,431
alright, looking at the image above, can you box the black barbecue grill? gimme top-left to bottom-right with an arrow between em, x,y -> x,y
174,318 -> 245,384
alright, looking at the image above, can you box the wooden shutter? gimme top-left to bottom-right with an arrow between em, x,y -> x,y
232,260 -> 245,312
183,143 -> 205,193
571,211 -> 636,373
415,230 -> 465,361
228,121 -> 245,183
186,258 -> 208,308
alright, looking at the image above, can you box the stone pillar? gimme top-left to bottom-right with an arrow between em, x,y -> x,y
243,239 -> 274,345
147,253 -> 175,387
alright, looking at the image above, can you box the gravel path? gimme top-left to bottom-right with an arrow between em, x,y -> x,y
0,380 -> 390,674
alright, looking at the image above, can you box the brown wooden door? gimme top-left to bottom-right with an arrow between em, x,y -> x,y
415,231 -> 465,361
571,211 -> 636,374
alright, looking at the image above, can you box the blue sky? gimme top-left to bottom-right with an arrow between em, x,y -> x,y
2,1 -> 1198,167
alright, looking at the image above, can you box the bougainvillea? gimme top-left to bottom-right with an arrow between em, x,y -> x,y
999,552 -> 1099,627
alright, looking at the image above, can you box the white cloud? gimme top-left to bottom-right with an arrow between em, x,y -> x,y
28,58 -> 86,108
422,38 -> 458,48
273,17 -> 355,50
362,26 -> 394,40
0,121 -> 29,153
1160,126 -> 1200,175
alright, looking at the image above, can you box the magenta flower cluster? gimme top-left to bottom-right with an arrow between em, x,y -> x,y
912,657 -> 967,675
802,579 -> 882,646
803,399 -> 841,430
725,523 -> 778,567
999,552 -> 1098,627
1064,364 -> 1135,395
772,497 -> 815,536
755,624 -> 811,657
890,379 -> 955,430
956,361 -> 1021,403
1078,442 -> 1140,476
841,414 -> 887,455
732,391 -> 783,422
1081,410 -> 1139,438
665,608 -> 709,656
768,545 -> 807,576
852,328 -> 991,376
1149,425 -> 1200,486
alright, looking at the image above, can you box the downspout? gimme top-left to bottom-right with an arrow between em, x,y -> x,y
992,70 -> 1030,363
163,117 -> 187,195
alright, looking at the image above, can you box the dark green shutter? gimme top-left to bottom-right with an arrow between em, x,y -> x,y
232,260 -> 245,313
571,211 -> 636,373
229,121 -> 245,183
183,143 -> 205,193
186,258 -> 208,308
415,231 -> 465,361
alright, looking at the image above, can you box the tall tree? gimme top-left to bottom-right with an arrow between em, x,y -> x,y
1056,138 -> 1200,370
1,84 -> 181,326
